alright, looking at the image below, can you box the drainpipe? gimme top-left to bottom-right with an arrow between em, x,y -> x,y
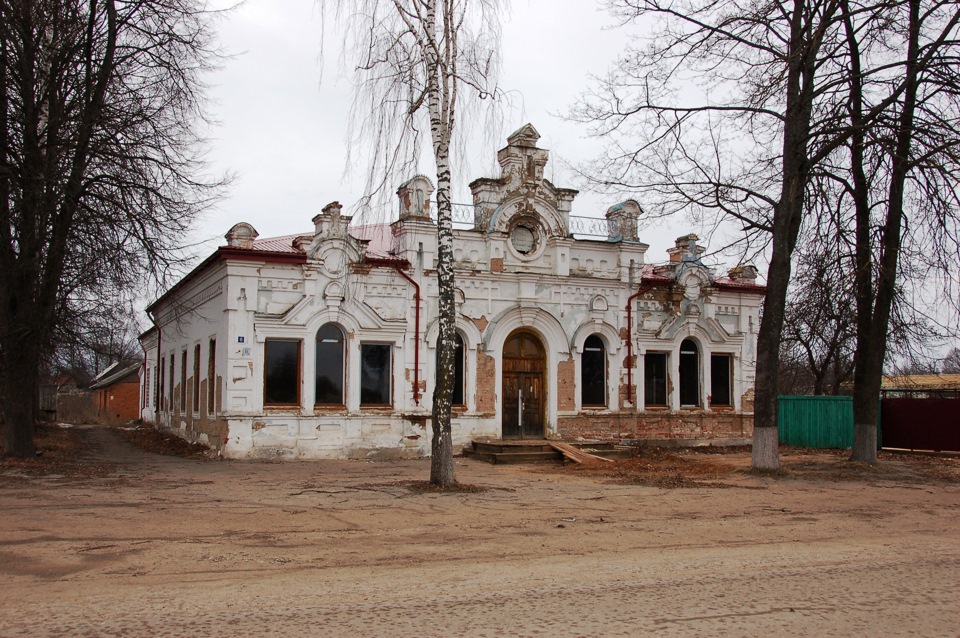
625,283 -> 654,408
393,265 -> 422,406
364,258 -> 421,406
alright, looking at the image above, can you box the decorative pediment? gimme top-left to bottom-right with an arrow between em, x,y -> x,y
470,124 -> 578,238
657,312 -> 735,344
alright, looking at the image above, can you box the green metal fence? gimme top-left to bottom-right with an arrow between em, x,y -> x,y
778,395 -> 854,449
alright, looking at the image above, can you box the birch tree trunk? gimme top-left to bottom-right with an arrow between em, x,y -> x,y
325,0 -> 502,486
425,0 -> 457,487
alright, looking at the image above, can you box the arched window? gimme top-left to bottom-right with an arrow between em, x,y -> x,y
315,324 -> 345,405
679,338 -> 700,407
581,334 -> 606,407
436,332 -> 465,406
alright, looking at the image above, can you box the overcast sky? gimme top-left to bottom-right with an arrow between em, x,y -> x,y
199,0 -> 698,263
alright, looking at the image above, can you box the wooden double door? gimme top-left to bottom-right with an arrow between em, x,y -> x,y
502,331 -> 545,439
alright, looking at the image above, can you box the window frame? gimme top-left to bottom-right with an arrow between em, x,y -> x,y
158,357 -> 164,410
315,324 -> 346,407
580,334 -> 607,408
679,339 -> 701,408
710,353 -> 733,408
207,338 -> 217,416
193,343 -> 201,414
143,367 -> 150,411
452,333 -> 465,408
435,332 -> 466,408
359,342 -> 393,407
180,350 -> 187,413
263,339 -> 302,408
644,351 -> 669,408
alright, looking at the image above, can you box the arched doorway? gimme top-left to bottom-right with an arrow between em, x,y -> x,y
502,331 -> 545,439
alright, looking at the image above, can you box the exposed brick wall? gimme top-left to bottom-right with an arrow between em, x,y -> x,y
558,411 -> 753,441
176,375 -> 229,448
475,347 -> 496,414
95,381 -> 140,423
557,356 -> 575,411
151,374 -> 228,450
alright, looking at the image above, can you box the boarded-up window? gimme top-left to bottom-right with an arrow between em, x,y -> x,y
644,352 -> 668,407
710,354 -> 732,407
581,335 -> 606,407
264,339 -> 301,406
360,344 -> 391,406
159,358 -> 165,410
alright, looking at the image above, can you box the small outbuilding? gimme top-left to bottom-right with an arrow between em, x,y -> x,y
90,361 -> 142,423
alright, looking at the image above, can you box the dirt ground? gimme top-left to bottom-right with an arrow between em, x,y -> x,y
1,424 -> 958,637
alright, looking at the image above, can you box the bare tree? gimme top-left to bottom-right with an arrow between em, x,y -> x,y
572,0 -> 861,469
51,286 -> 144,382
780,230 -> 857,396
573,0 -> 952,468
0,1 -> 224,456
832,0 -> 960,461
943,347 -> 960,374
325,0 -> 502,486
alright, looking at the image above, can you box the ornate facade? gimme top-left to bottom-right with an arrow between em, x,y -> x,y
139,125 -> 764,459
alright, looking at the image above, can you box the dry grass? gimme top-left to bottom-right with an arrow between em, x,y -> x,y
113,423 -> 213,459
0,423 -> 115,478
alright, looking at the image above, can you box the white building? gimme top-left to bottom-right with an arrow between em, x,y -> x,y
139,125 -> 764,459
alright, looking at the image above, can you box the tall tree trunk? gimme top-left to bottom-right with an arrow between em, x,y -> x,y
851,0 -> 921,462
427,0 -> 457,487
430,155 -> 457,487
0,0 -> 118,456
1,327 -> 39,457
752,0 -> 818,469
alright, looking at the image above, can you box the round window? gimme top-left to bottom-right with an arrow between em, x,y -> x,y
510,225 -> 536,254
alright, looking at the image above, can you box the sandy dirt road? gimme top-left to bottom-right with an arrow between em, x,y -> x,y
0,425 -> 958,637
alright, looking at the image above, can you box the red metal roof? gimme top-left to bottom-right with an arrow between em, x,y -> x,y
348,224 -> 397,260
251,233 -> 309,253
244,225 -> 398,260
638,264 -> 766,293
713,278 -> 766,293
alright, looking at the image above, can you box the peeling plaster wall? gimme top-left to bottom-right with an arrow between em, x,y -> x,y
140,126 -> 763,459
